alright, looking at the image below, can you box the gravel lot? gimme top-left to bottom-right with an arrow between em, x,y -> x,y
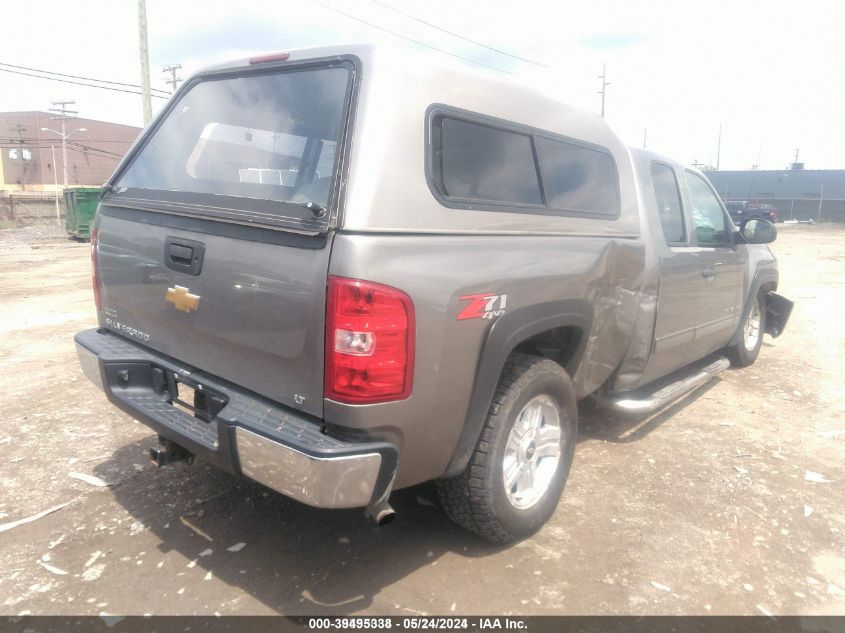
0,224 -> 843,616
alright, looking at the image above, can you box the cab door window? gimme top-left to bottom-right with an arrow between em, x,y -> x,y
685,171 -> 731,246
650,162 -> 685,244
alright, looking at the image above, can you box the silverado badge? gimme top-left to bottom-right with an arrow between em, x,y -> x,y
166,285 -> 201,313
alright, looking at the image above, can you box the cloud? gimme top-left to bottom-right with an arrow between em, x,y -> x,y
0,0 -> 843,169
582,33 -> 646,50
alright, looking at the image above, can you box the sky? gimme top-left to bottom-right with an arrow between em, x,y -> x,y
1,0 -> 843,171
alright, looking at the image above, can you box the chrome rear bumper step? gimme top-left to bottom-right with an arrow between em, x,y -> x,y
75,328 -> 399,510
601,356 -> 730,414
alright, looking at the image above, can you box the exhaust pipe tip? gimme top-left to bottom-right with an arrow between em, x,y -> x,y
366,500 -> 396,526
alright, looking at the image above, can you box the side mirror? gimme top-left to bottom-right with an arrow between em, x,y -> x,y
739,218 -> 777,244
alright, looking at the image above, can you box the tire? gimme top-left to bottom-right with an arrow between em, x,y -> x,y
726,291 -> 766,367
436,353 -> 577,543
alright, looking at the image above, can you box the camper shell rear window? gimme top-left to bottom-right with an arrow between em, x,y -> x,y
428,106 -> 620,219
108,59 -> 355,231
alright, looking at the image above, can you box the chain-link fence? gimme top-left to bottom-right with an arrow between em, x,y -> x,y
0,191 -> 69,244
723,198 -> 845,223
0,192 -> 64,226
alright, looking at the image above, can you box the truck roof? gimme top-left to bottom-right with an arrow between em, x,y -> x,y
196,42 -> 615,143
148,43 -> 643,237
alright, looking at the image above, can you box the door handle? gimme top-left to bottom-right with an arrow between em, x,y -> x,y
702,269 -> 715,279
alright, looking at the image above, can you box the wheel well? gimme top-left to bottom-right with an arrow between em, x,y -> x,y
512,326 -> 583,375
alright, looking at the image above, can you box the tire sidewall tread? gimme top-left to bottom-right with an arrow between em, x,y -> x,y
437,353 -> 577,543
727,292 -> 766,367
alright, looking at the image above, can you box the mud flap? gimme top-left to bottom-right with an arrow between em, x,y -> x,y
765,291 -> 794,338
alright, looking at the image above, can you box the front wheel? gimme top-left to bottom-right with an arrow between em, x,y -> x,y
726,292 -> 766,367
437,354 -> 577,543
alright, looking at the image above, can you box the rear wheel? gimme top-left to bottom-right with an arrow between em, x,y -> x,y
437,354 -> 577,543
726,292 -> 765,367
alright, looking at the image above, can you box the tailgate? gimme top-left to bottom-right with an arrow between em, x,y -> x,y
96,207 -> 331,417
90,57 -> 359,418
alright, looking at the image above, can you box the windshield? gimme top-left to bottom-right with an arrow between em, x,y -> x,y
113,64 -> 351,225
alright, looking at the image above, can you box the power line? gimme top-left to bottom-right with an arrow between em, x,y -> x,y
368,0 -> 546,68
0,66 -> 169,98
1,137 -> 135,144
0,146 -> 126,166
0,61 -> 170,95
67,140 -> 125,158
7,122 -> 27,143
310,0 -> 513,75
0,143 -> 124,159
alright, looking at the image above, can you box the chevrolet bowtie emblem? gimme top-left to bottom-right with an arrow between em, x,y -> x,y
166,285 -> 201,313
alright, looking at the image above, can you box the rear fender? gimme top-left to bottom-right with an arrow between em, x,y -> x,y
442,300 -> 592,478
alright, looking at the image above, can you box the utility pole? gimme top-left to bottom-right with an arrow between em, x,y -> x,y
7,122 -> 27,189
794,148 -> 800,163
8,122 -> 26,146
597,63 -> 610,118
716,123 -> 722,171
162,64 -> 183,93
138,0 -> 153,124
752,141 -> 764,171
642,128 -> 647,149
818,183 -> 824,223
47,100 -> 78,186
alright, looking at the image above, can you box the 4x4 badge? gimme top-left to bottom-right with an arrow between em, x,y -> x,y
166,285 -> 201,313
457,293 -> 508,321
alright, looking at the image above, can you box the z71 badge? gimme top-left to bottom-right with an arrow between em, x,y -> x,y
457,293 -> 508,321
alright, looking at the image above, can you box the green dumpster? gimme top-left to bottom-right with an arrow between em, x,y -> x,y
64,187 -> 102,240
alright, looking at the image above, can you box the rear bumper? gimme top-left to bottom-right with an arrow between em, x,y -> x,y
75,328 -> 397,509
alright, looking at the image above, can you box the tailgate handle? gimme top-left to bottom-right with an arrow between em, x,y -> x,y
164,237 -> 206,276
169,244 -> 193,263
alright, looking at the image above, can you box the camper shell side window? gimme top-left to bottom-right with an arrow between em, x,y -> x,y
427,105 -> 621,220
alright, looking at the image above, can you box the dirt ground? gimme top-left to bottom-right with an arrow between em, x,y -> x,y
0,223 -> 843,617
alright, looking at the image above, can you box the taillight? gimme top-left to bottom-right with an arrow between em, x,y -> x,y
325,276 -> 415,404
91,229 -> 102,310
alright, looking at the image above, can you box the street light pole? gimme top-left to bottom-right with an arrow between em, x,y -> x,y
40,125 -> 87,186
51,145 -> 60,226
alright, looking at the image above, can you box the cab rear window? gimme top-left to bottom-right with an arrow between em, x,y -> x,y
112,64 -> 351,229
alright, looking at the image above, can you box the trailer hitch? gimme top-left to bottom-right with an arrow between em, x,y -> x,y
149,436 -> 194,467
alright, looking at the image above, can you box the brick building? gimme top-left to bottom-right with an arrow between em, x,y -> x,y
0,112 -> 140,191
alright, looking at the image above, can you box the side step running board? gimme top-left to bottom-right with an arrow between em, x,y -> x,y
601,356 -> 730,414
